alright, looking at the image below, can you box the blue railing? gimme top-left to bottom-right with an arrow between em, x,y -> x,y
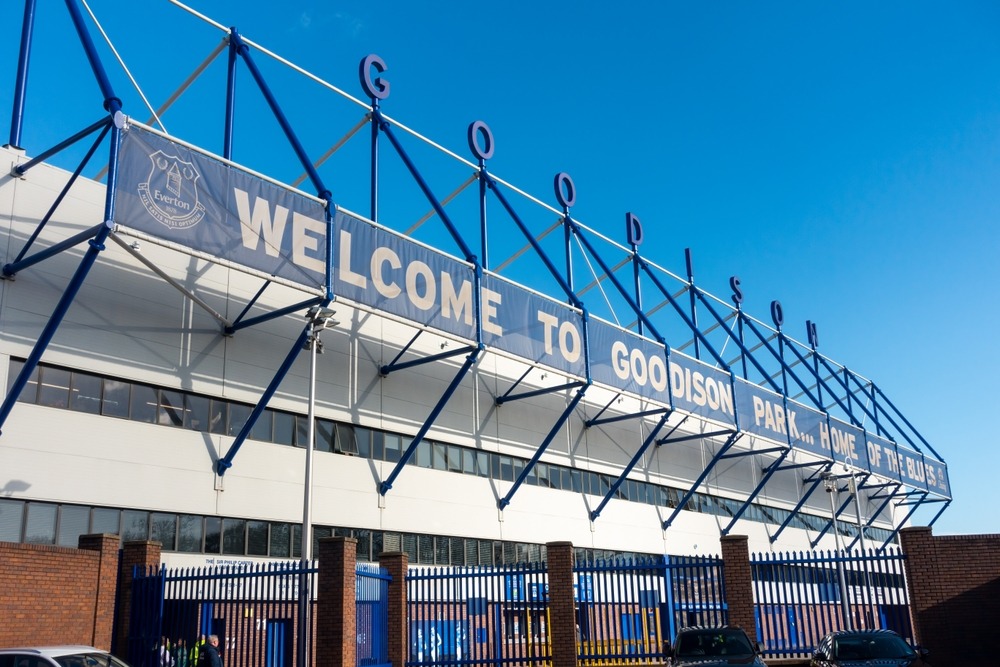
406,561 -> 550,667
129,560 -> 316,667
575,554 -> 727,664
357,563 -> 391,667
751,548 -> 911,659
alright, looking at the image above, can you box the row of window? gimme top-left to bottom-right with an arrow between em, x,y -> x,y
6,359 -> 893,544
0,498 -> 651,566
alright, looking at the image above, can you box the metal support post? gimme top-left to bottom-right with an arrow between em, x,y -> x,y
824,472 -> 852,630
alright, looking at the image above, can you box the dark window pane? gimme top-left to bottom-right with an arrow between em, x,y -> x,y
418,534 -> 434,564
356,428 -> 371,458
130,384 -> 157,423
354,529 -> 371,561
315,419 -> 334,452
204,517 -> 221,553
462,449 -> 475,475
336,424 -> 355,454
228,403 -> 252,437
151,513 -> 177,550
251,410 -> 273,442
247,521 -> 268,556
57,505 -> 90,547
69,372 -> 102,414
186,394 -> 210,431
369,430 -> 383,460
435,536 -> 449,564
273,412 -> 295,446
291,525 -> 302,558
479,540 -> 494,566
102,380 -> 131,418
209,399 -> 228,434
500,456 -> 513,482
270,523 -> 290,558
25,503 -> 57,544
158,390 -> 186,427
177,516 -> 203,552
476,452 -> 489,477
38,367 -> 71,408
7,359 -> 38,403
416,440 -> 431,468
450,537 -> 464,566
91,508 -> 120,535
431,442 -> 447,470
0,498 -> 25,541
447,446 -> 462,473
222,518 -> 246,555
340,425 -> 359,455
402,533 -> 417,562
384,434 -> 401,463
371,531 -> 384,559
121,510 -> 149,541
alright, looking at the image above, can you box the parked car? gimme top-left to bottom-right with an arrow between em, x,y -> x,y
0,647 -> 133,667
810,629 -> 931,666
666,626 -> 768,666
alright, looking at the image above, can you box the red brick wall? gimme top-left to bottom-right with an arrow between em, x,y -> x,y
720,535 -> 755,636
899,527 -> 1000,667
0,534 -> 119,649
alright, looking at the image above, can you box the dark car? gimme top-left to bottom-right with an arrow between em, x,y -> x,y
810,629 -> 931,667
667,626 -> 768,666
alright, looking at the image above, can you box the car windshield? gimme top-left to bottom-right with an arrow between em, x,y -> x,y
677,630 -> 754,658
834,634 -> 916,660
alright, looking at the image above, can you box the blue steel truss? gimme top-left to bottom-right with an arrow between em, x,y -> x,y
0,0 -> 950,542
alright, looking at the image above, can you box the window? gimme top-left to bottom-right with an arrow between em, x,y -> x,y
270,523 -> 291,558
178,515 -> 203,552
24,503 -> 57,544
158,390 -> 186,426
57,505 -> 90,547
186,394 -> 210,431
222,518 -> 246,555
122,510 -> 149,541
0,499 -> 24,542
91,508 -> 120,534
204,517 -> 221,553
69,372 -> 102,414
247,520 -> 269,556
102,380 -> 130,418
129,384 -> 157,423
273,411 -> 296,446
37,366 -> 71,409
151,513 -> 177,550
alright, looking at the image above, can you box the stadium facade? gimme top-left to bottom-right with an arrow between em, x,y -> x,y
0,1 -> 950,569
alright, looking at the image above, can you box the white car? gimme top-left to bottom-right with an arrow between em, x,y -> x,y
0,647 -> 133,667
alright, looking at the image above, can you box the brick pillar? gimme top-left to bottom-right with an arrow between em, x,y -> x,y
898,526 -> 937,646
378,551 -> 409,667
546,541 -> 577,667
720,535 -> 755,636
318,537 -> 357,667
79,534 -> 121,651
115,540 -> 162,660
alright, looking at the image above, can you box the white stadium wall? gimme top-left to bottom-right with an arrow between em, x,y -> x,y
0,144 -> 900,565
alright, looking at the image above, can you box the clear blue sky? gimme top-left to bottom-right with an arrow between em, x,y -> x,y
3,1 -> 997,535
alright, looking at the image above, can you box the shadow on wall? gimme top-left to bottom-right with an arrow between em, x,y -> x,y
921,576 -> 1000,667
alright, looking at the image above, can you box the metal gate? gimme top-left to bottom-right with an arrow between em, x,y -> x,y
751,548 -> 911,659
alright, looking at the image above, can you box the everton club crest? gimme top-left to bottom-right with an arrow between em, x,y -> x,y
138,150 -> 206,229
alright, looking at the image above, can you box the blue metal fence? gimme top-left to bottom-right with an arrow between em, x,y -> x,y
129,561 -> 315,667
574,554 -> 727,664
357,563 -> 391,667
751,548 -> 911,659
406,561 -> 550,667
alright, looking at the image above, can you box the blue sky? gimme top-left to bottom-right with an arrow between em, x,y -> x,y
2,1 -> 998,535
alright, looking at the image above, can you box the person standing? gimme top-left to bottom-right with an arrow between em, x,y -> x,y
202,634 -> 223,667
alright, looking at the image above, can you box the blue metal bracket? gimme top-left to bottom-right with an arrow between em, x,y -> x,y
497,379 -> 585,405
216,313 -> 322,475
8,0 -> 37,148
721,448 -> 792,535
586,400 -> 669,428
769,464 -> 832,543
809,484 -> 854,548
662,431 -> 742,530
10,115 -> 110,178
4,223 -> 104,278
717,445 -> 785,460
225,296 -> 326,335
657,428 -> 733,446
381,344 -> 479,377
877,490 -> 929,551
590,411 -> 672,522
497,383 -> 589,510
846,482 -> 902,550
379,346 -> 483,495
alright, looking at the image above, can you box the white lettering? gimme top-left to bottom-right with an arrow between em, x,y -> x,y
405,260 -> 436,311
441,273 -> 473,325
481,287 -> 503,335
234,188 -> 288,257
291,211 -> 325,274
371,247 -> 402,298
337,230 -> 367,288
